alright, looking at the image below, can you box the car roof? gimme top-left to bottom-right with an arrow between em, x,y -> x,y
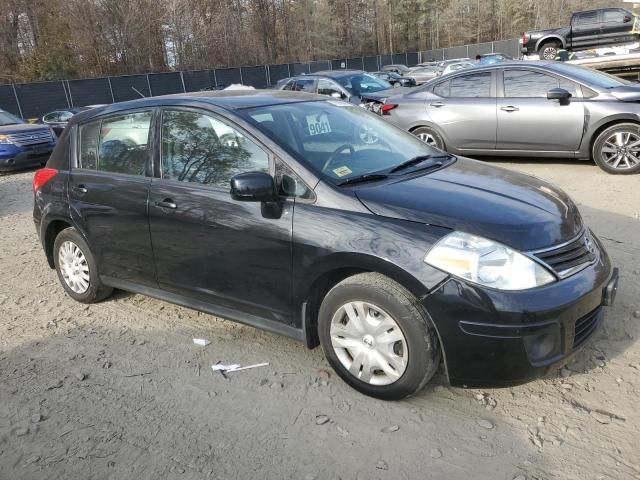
69,90 -> 328,125
304,69 -> 364,78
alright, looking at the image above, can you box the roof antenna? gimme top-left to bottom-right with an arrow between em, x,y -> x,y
131,86 -> 146,98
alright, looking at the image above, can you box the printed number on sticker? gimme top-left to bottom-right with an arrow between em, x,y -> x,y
307,114 -> 332,136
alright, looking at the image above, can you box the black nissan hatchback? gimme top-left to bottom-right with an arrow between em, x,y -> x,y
33,91 -> 618,399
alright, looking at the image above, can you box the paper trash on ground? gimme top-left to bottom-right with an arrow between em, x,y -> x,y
192,338 -> 211,346
211,362 -> 269,373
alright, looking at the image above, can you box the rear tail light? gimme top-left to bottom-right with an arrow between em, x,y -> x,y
381,103 -> 398,115
33,168 -> 58,193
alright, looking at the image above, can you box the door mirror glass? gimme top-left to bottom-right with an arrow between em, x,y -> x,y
624,15 -> 632,23
230,172 -> 277,202
547,88 -> 572,100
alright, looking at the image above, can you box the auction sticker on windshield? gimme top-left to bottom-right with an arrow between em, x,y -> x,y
332,166 -> 352,177
307,113 -> 332,136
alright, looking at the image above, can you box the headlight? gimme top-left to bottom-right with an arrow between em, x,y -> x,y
424,231 -> 555,290
0,134 -> 14,145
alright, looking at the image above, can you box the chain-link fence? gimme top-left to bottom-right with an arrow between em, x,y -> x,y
0,39 -> 520,119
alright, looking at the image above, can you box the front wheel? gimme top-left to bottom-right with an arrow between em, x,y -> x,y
592,123 -> 640,174
318,273 -> 441,400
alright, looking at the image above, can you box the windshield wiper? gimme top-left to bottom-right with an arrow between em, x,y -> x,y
388,154 -> 452,174
337,173 -> 388,186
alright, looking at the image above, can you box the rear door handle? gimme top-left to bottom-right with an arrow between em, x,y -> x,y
500,106 -> 519,112
154,199 -> 177,209
72,185 -> 88,194
430,101 -> 445,108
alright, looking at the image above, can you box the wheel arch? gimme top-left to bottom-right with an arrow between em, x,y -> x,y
408,123 -> 449,149
535,35 -> 566,52
43,218 -> 74,268
588,117 -> 640,159
299,253 -> 433,348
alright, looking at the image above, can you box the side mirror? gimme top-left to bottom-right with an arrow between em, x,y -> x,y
547,88 -> 572,102
230,172 -> 277,202
624,15 -> 632,23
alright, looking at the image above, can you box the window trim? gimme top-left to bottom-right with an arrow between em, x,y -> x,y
74,107 -> 156,177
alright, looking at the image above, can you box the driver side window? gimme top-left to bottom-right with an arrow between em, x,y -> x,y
317,79 -> 346,99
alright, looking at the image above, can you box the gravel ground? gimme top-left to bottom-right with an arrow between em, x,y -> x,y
0,159 -> 638,480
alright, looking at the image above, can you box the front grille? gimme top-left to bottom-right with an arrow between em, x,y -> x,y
533,230 -> 597,278
8,130 -> 53,147
573,308 -> 602,348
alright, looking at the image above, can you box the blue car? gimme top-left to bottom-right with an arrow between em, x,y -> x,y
0,109 -> 57,171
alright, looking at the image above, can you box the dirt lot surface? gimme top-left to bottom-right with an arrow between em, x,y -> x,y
0,159 -> 639,480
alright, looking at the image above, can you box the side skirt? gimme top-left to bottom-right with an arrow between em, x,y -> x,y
101,276 -> 306,343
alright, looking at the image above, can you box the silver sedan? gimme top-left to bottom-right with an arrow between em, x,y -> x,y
380,61 -> 640,174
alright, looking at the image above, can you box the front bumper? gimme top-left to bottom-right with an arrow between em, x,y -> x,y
0,143 -> 55,171
423,238 -> 617,388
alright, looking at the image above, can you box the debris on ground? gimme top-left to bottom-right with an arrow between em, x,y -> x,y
192,338 -> 211,346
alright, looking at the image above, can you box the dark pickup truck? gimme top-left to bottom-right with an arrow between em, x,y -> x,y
521,7 -> 639,59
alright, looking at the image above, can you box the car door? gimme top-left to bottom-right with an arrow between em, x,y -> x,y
317,78 -> 349,99
425,71 -> 497,150
570,11 -> 601,48
496,69 -> 584,152
148,107 -> 294,324
600,9 -> 636,46
70,109 -> 157,287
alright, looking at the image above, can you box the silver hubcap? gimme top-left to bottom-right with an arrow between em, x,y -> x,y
416,131 -> 438,147
58,241 -> 90,294
330,301 -> 408,386
542,47 -> 557,59
601,131 -> 640,170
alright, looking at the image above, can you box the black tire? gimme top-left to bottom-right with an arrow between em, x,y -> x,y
53,227 -> 113,303
412,126 -> 446,151
538,41 -> 561,60
318,273 -> 441,400
592,123 -> 640,175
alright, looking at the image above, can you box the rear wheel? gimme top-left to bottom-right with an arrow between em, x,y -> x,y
412,126 -> 445,150
592,123 -> 640,174
318,273 -> 441,400
53,227 -> 113,303
538,41 -> 561,60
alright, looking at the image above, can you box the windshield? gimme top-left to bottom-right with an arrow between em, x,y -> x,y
0,110 -> 23,126
547,63 -> 630,88
336,73 -> 391,95
242,100 -> 442,184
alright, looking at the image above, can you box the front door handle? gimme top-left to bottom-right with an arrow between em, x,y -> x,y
430,101 -> 445,108
72,185 -> 88,194
154,199 -> 177,209
500,105 -> 519,112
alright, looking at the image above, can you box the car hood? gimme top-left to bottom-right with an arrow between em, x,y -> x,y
354,157 -> 583,251
608,84 -> 640,102
0,123 -> 51,135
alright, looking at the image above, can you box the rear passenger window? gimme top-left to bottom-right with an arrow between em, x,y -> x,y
78,121 -> 100,169
161,110 -> 269,188
78,112 -> 152,174
294,79 -> 316,92
98,112 -> 152,175
449,73 -> 492,98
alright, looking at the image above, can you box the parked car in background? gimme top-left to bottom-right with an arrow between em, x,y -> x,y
521,7 -> 639,59
441,61 -> 475,76
405,66 -> 442,84
477,53 -> 513,65
371,71 -> 416,87
381,64 -> 412,75
379,61 -> 640,174
34,90 -> 618,400
0,109 -> 57,171
275,70 -> 396,104
39,108 -> 88,137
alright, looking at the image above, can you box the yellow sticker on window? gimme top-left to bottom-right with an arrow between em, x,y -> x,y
333,166 -> 352,177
